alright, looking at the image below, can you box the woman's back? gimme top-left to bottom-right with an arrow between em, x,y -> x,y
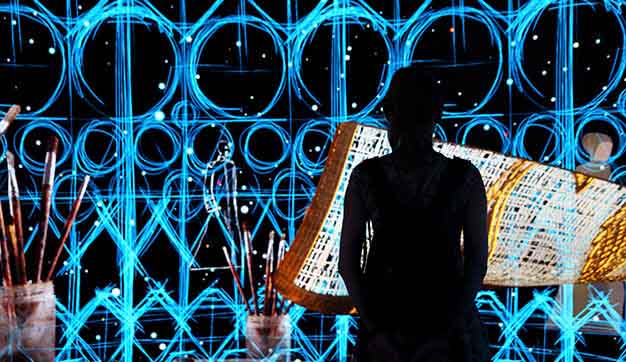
339,149 -> 490,361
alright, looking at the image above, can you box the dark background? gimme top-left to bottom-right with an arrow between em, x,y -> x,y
0,0 -> 625,360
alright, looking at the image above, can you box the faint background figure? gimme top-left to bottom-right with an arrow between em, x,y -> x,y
550,132 -> 625,335
339,65 -> 490,362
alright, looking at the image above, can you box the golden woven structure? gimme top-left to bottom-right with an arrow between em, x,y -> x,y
273,122 -> 626,314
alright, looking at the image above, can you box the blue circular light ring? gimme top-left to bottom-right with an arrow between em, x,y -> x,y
574,110 -> 626,165
186,122 -> 235,172
293,119 -> 333,176
188,16 -> 287,119
70,4 -> 180,117
456,117 -> 510,153
512,113 -> 565,164
170,100 -> 200,124
162,171 -> 205,221
509,1 -> 626,113
15,120 -> 72,175
290,6 -> 393,119
75,120 -> 125,176
399,7 -> 504,117
134,122 -> 181,173
240,121 -> 291,174
271,168 -> 316,221
0,5 -> 67,116
51,173 -> 95,223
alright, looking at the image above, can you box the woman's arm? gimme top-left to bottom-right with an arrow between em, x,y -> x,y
458,164 -> 489,317
338,166 -> 377,331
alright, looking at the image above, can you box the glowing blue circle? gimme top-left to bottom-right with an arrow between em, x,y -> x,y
240,122 -> 290,174
187,16 -> 286,119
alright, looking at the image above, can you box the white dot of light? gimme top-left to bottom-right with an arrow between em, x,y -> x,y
150,332 -> 157,338
542,70 -> 547,76
195,74 -> 200,80
532,34 -> 538,40
154,111 -> 165,121
96,335 -> 101,341
236,40 -> 242,47
35,140 -> 42,146
315,146 -> 321,152
351,102 -> 357,108
344,54 -> 351,61
311,104 -> 319,111
483,124 -> 490,131
111,288 -> 121,297
186,36 -> 193,43
573,42 -> 580,48
48,47 -> 56,55
159,343 -> 166,351
28,38 -> 34,45
241,205 -> 249,214
25,106 -> 31,111
550,97 -> 556,102
506,78 -> 513,86
158,82 -> 165,90
186,147 -> 193,155
596,38 -> 601,44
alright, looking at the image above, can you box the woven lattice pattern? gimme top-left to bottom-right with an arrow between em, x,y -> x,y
282,123 -> 626,304
293,125 -> 391,295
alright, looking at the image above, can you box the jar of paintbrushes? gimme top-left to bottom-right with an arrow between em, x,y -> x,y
0,109 -> 91,361
222,226 -> 292,362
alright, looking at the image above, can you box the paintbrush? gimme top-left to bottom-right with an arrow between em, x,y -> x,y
6,152 -> 26,284
35,136 -> 58,282
45,176 -> 90,281
6,218 -> 21,284
0,202 -> 13,287
277,233 -> 289,314
273,233 -> 286,316
242,223 -> 259,315
222,246 -> 251,313
263,231 -> 275,316
0,105 -> 20,137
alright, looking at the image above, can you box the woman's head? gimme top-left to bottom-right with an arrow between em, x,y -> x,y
382,65 -> 443,151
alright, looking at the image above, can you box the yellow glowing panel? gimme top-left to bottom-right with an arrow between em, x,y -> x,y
273,122 -> 626,314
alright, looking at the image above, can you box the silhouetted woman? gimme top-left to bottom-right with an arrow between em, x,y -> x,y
339,65 -> 490,362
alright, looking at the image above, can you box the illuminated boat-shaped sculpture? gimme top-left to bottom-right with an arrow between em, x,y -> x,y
273,122 -> 626,314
